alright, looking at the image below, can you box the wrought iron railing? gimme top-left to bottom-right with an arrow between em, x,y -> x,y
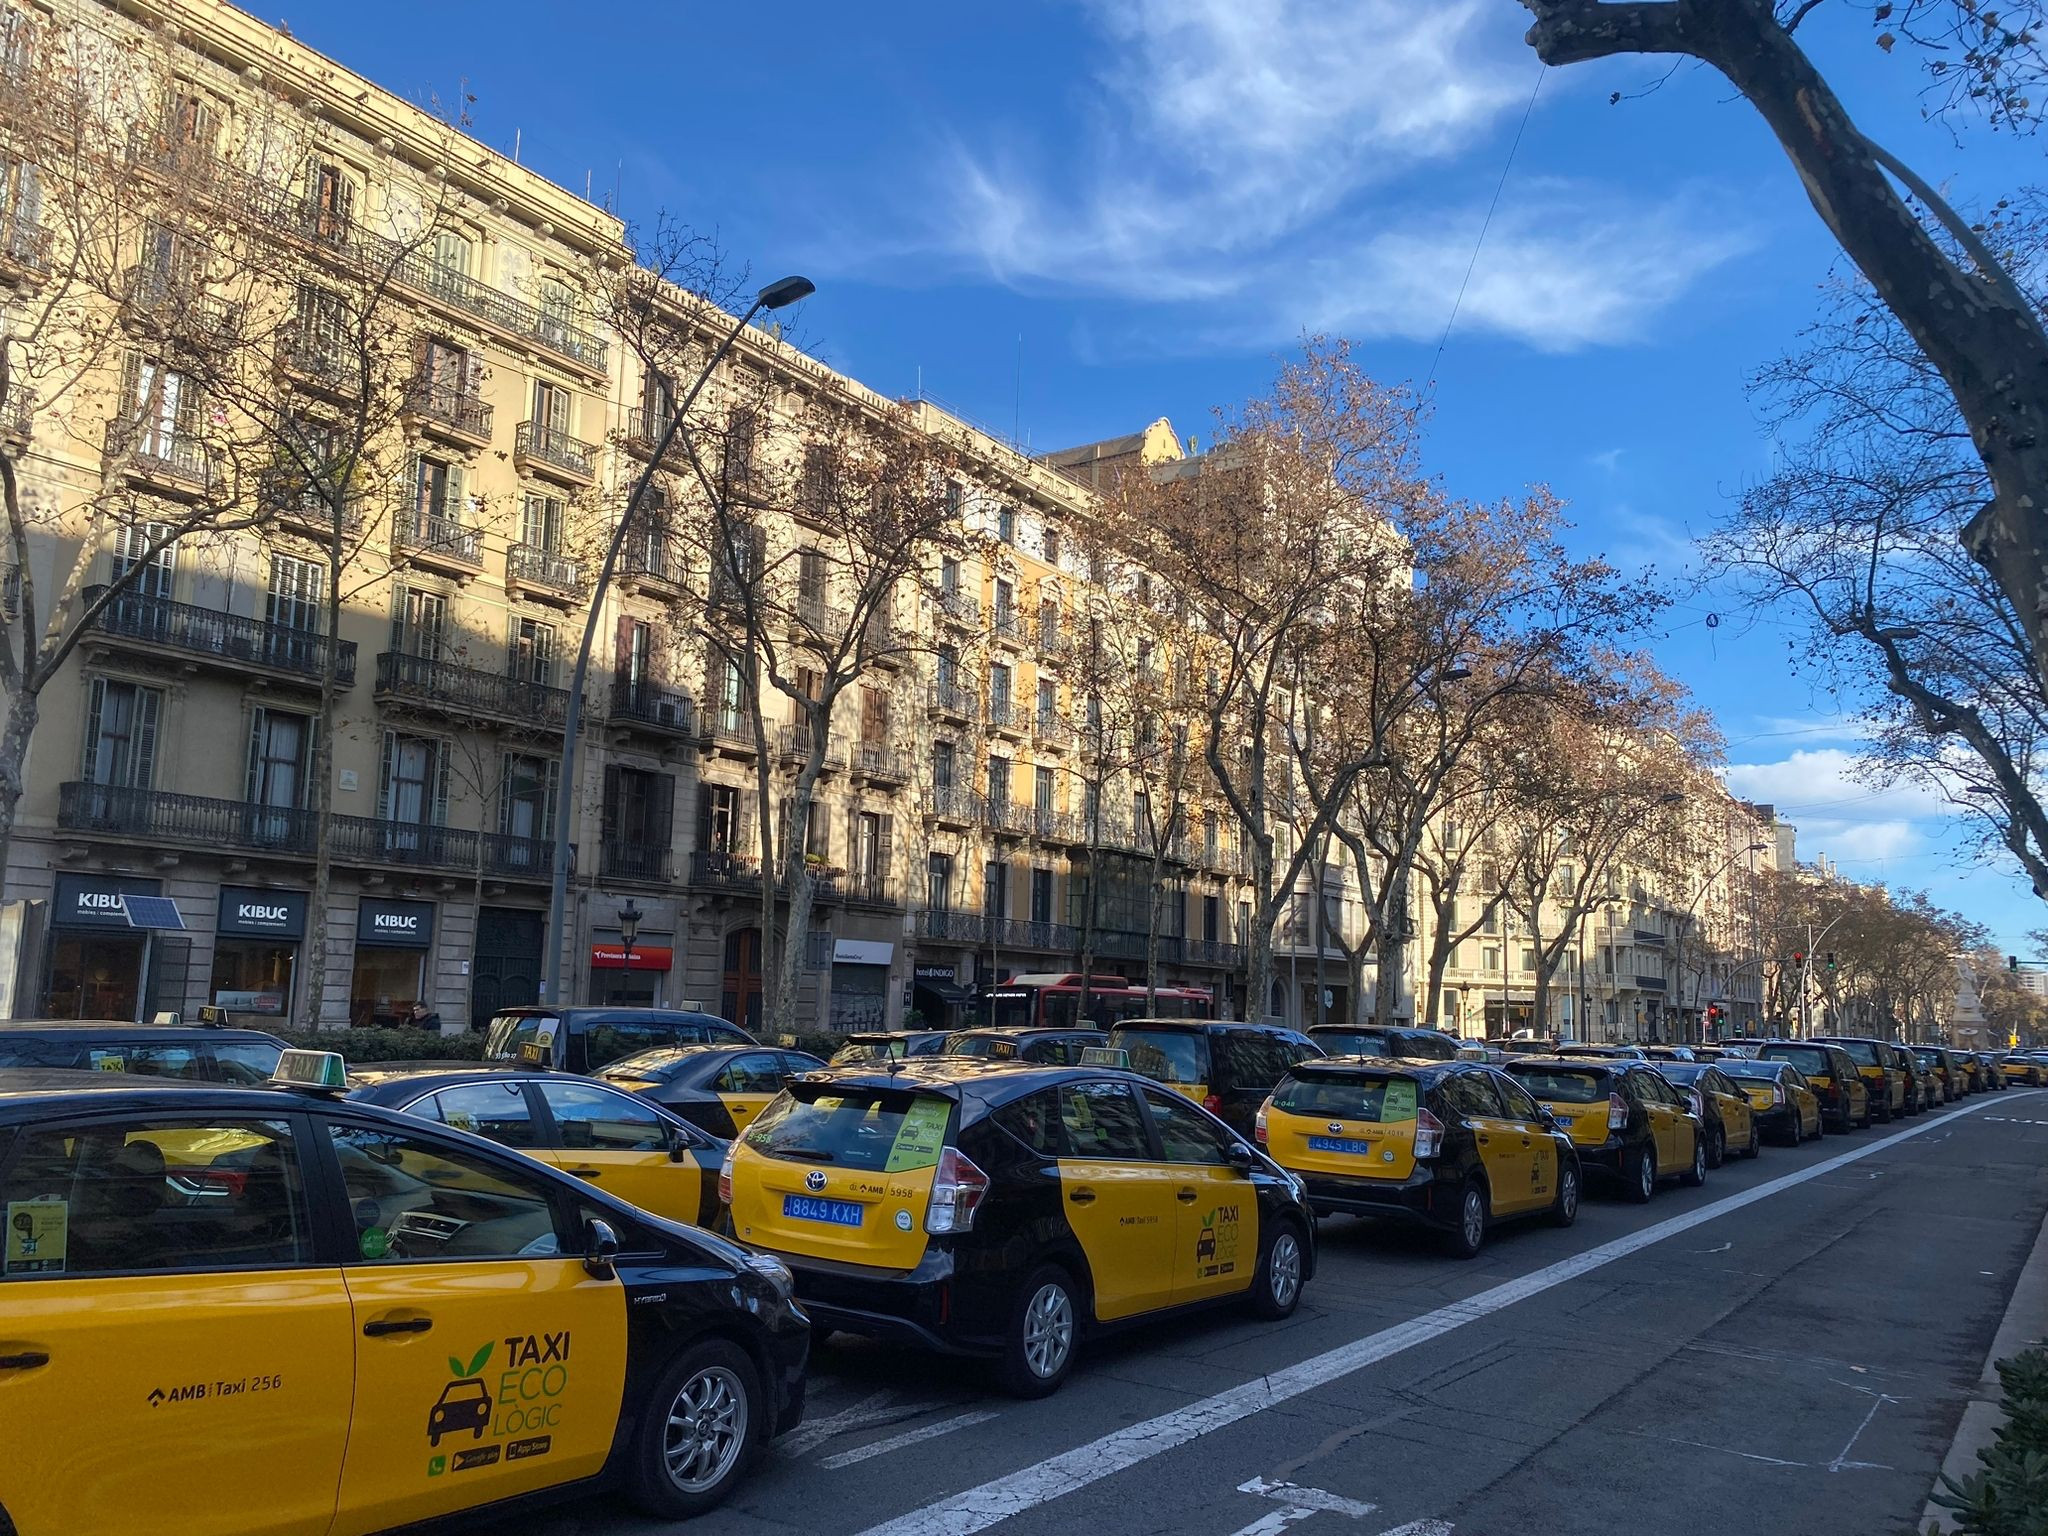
603,839 -> 673,882
393,509 -> 482,567
689,848 -> 759,890
928,681 -> 979,721
508,541 -> 582,594
515,420 -> 596,480
403,376 -> 493,440
374,651 -> 569,729
934,586 -> 981,626
82,585 -> 355,685
919,909 -> 989,944
609,678 -> 695,735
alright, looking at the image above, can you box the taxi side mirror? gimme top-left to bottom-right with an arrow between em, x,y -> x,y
1537,1107 -> 1560,1131
1225,1141 -> 1254,1172
583,1217 -> 621,1279
665,1126 -> 695,1162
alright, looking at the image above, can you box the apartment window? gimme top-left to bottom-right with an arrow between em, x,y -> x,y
1136,639 -> 1156,682
1135,572 -> 1152,605
1521,946 -> 1538,974
639,368 -> 675,436
531,378 -> 572,437
928,853 -> 953,911
1204,810 -> 1220,861
411,454 -> 463,527
168,90 -> 220,153
940,555 -> 961,593
859,687 -> 889,743
1602,945 -> 1614,976
995,578 -> 1015,620
510,617 -> 556,686
422,338 -> 474,399
430,229 -> 471,282
1082,779 -> 1101,827
265,555 -> 322,669
794,668 -> 822,704
1036,677 -> 1056,721
378,732 -> 448,832
1030,867 -> 1054,925
855,812 -> 890,886
799,549 -> 827,601
1202,894 -> 1220,944
391,587 -> 445,661
620,619 -> 653,688
983,860 -> 1008,921
989,662 -> 1012,716
997,506 -> 1015,545
1482,945 -> 1501,972
0,8 -> 33,79
1038,601 -> 1060,651
1237,900 -> 1252,946
932,740 -> 955,791
309,161 -> 354,243
499,753 -> 557,841
945,480 -> 963,520
1481,905 -> 1498,936
128,356 -> 198,460
520,495 -> 565,554
1132,789 -> 1152,835
721,408 -> 756,492
987,754 -> 1012,808
1042,527 -> 1060,568
245,705 -> 311,819
602,765 -> 676,879
112,521 -> 174,598
702,783 -> 741,852
716,657 -> 749,733
936,644 -> 959,691
82,678 -> 161,788
1035,765 -> 1055,813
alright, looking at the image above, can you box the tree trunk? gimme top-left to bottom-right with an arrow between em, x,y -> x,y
1346,943 -> 1369,1026
1144,847 -> 1164,1014
303,532 -> 343,1032
1248,834 -> 1276,1023
766,758 -> 825,1042
0,687 -> 39,918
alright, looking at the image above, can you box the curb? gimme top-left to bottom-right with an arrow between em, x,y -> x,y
1921,1179 -> 2048,1532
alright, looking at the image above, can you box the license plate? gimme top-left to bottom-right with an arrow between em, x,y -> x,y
1307,1135 -> 1377,1155
1552,1116 -> 1574,1128
783,1194 -> 863,1227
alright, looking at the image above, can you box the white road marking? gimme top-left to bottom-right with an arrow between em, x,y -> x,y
1631,1432 -> 1810,1468
854,1098 -> 2009,1536
1238,1476 -> 1377,1518
1227,1510 -> 1317,1536
1828,1393 -> 1898,1473
1373,1522 -> 1454,1536
1693,1241 -> 1732,1254
779,1390 -> 904,1458
822,1411 -> 1004,1470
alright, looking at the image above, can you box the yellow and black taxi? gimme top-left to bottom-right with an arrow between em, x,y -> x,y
594,1044 -> 826,1138
1718,1057 -> 1824,1144
1256,1057 -> 1579,1259
1503,1057 -> 1706,1203
940,1026 -> 1110,1065
2002,1052 -> 2047,1087
483,1007 -> 756,1075
1105,1018 -> 1322,1138
1887,1043 -> 1934,1113
1946,1048 -> 1985,1095
1652,1061 -> 1761,1165
0,1016 -> 288,1082
1305,1025 -> 1460,1062
722,1057 -> 1313,1397
1758,1041 -> 1871,1131
1812,1036 -> 1910,1122
0,1052 -> 809,1533
348,1063 -> 731,1229
1910,1045 -> 1960,1102
827,1029 -> 952,1067
1973,1051 -> 2009,1090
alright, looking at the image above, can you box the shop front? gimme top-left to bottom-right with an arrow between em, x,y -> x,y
589,942 -> 674,1006
911,963 -> 976,1030
208,886 -> 307,1021
350,897 -> 434,1027
830,939 -> 893,1032
44,875 -> 167,1021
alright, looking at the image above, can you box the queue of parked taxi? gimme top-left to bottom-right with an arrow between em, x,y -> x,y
0,1004 -> 2036,1536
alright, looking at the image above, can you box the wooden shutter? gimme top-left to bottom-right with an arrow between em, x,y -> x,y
878,815 -> 894,886
430,740 -> 450,828
446,460 -> 466,523
302,714 -> 320,809
376,730 -> 395,819
695,783 -> 714,853
80,677 -> 105,780
652,774 -> 676,866
388,581 -> 411,651
132,687 -> 160,789
601,762 -> 622,850
244,705 -> 267,803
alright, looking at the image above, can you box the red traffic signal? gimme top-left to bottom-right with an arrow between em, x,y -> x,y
1792,951 -> 1806,965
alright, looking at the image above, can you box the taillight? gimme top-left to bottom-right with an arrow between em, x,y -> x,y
1771,1086 -> 1786,1106
1608,1093 -> 1628,1132
1684,1089 -> 1703,1117
717,1144 -> 735,1206
1203,1093 -> 1224,1116
925,1147 -> 990,1235
1254,1103 -> 1269,1144
1414,1107 -> 1445,1159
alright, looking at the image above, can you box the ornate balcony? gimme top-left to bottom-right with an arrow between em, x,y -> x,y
277,327 -> 359,401
689,847 -> 760,892
919,908 -> 989,945
934,586 -> 981,628
402,377 -> 493,448
374,650 -> 569,732
991,606 -> 1027,649
81,584 -> 355,688
507,541 -> 583,603
0,211 -> 50,285
604,839 -> 674,883
515,421 -> 597,486
392,510 -> 482,574
928,681 -> 979,725
108,424 -> 215,498
926,786 -> 985,829
986,697 -> 1027,740
608,678 -> 696,739
851,744 -> 911,788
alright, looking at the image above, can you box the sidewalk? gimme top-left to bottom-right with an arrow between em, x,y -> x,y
1922,1199 -> 2048,1532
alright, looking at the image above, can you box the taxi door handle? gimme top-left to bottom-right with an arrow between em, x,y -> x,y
362,1317 -> 432,1337
1176,1187 -> 1199,1203
1068,1188 -> 1096,1205
0,1351 -> 48,1370
564,1166 -> 603,1179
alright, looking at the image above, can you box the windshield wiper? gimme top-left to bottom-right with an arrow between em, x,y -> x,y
772,1147 -> 838,1163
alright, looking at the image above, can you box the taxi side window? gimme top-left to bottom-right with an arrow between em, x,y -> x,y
1443,1071 -> 1505,1119
1,1118 -> 309,1278
78,1043 -> 204,1078
1140,1087 -> 1240,1165
325,1124 -> 568,1262
991,1089 -> 1066,1156
717,1053 -> 787,1095
420,1081 -> 540,1148
208,1040 -> 284,1084
536,1082 -> 670,1152
1491,1073 -> 1544,1123
1058,1081 -> 1152,1160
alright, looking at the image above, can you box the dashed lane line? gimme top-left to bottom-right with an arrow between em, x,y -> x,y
853,1095 -> 2023,1536
821,1411 -> 1005,1471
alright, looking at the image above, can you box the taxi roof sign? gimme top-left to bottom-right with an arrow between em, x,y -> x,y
270,1049 -> 348,1093
1079,1046 -> 1131,1070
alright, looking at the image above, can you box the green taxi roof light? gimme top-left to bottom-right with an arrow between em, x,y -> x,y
1079,1046 -> 1131,1070
270,1049 -> 348,1093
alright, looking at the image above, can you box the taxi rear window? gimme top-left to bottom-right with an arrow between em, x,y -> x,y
1656,1063 -> 1706,1085
1832,1041 -> 1883,1068
945,1033 -> 1018,1059
1722,1061 -> 1785,1082
1308,1032 -> 1390,1058
483,1012 -> 555,1063
1273,1073 -> 1417,1122
829,1038 -> 906,1065
1506,1068 -> 1609,1104
745,1085 -> 952,1173
1763,1045 -> 1831,1077
1109,1027 -> 1207,1084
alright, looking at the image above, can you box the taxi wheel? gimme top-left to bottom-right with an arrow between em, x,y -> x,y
1743,1121 -> 1762,1159
1441,1177 -> 1489,1259
1680,1133 -> 1708,1188
997,1265 -> 1079,1398
1549,1161 -> 1581,1228
1248,1220 -> 1307,1319
1704,1122 -> 1726,1170
626,1339 -> 760,1519
1623,1145 -> 1657,1204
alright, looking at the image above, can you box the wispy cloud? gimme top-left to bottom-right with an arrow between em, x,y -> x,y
1589,448 -> 1625,473
889,0 -> 1753,352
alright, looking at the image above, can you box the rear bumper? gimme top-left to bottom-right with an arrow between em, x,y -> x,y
1299,1167 -> 1452,1227
1752,1106 -> 1799,1138
765,1246 -> 1001,1358
1573,1137 -> 1634,1181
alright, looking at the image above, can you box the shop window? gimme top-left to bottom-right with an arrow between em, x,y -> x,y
208,940 -> 293,1018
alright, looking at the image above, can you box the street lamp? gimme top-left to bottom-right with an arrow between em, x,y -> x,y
540,276 -> 815,1009
617,898 -> 643,977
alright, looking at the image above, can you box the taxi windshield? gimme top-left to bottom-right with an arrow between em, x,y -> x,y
1722,1060 -> 1786,1081
1507,1068 -> 1609,1104
944,1032 -> 1019,1059
596,1046 -> 705,1082
1656,1063 -> 1707,1085
1109,1027 -> 1206,1084
1307,1031 -> 1390,1058
1762,1045 -> 1832,1077
1831,1040 -> 1883,1068
483,1011 -> 555,1063
1272,1072 -> 1417,1122
745,1085 -> 952,1172
829,1038 -> 907,1065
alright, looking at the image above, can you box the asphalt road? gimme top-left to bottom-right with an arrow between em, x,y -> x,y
512,1089 -> 2048,1536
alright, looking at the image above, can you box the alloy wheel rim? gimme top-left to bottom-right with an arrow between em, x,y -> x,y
1270,1233 -> 1302,1307
1561,1168 -> 1579,1220
663,1365 -> 748,1494
1023,1282 -> 1074,1379
1640,1153 -> 1655,1198
1694,1143 -> 1705,1180
1463,1188 -> 1484,1248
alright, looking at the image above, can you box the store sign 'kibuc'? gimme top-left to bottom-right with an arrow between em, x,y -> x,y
356,898 -> 435,949
216,887 -> 309,940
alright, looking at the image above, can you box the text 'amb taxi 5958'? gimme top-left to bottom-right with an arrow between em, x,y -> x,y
0,1050 -> 808,1535
721,1053 -> 1314,1397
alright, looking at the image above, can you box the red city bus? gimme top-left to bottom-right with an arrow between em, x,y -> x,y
984,972 -> 1216,1030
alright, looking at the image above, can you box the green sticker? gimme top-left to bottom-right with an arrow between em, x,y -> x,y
1381,1081 -> 1418,1121
359,1227 -> 391,1259
885,1098 -> 951,1172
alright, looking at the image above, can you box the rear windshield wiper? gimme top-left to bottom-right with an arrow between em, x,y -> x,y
770,1147 -> 838,1163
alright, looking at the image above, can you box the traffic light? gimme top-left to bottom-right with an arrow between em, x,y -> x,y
1825,952 -> 1837,972
2012,955 -> 2021,972
1792,950 -> 1806,966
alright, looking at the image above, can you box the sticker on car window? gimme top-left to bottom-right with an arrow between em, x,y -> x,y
5,1197 -> 68,1275
885,1098 -> 950,1172
88,1050 -> 126,1071
1381,1080 -> 1418,1121
359,1226 -> 391,1260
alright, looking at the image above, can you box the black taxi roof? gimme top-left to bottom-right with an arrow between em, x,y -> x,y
0,1067 -> 377,1122
795,1057 -> 1133,1111
1285,1055 -> 1463,1081
345,1062 -> 599,1102
1504,1055 -> 1636,1076
0,1017 -> 283,1036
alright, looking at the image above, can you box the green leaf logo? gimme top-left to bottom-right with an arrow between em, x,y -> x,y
446,1356 -> 463,1378
465,1342 -> 494,1378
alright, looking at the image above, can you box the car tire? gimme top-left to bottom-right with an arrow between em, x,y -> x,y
1681,1132 -> 1708,1188
1624,1144 -> 1657,1204
1705,1122 -> 1726,1170
1744,1121 -> 1761,1159
1441,1177 -> 1489,1259
996,1264 -> 1080,1398
1248,1219 -> 1307,1319
1550,1160 -> 1581,1228
625,1338 -> 762,1520
1875,1095 -> 1893,1124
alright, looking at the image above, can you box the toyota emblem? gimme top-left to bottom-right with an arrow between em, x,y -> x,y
805,1170 -> 827,1192
1327,1122 -> 1344,1134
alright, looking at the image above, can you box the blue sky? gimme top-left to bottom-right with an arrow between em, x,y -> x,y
275,0 -> 2042,950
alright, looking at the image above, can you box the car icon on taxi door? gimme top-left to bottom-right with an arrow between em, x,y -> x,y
428,1379 -> 493,1445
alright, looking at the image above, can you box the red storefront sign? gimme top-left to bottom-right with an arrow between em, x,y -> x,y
589,944 -> 674,971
